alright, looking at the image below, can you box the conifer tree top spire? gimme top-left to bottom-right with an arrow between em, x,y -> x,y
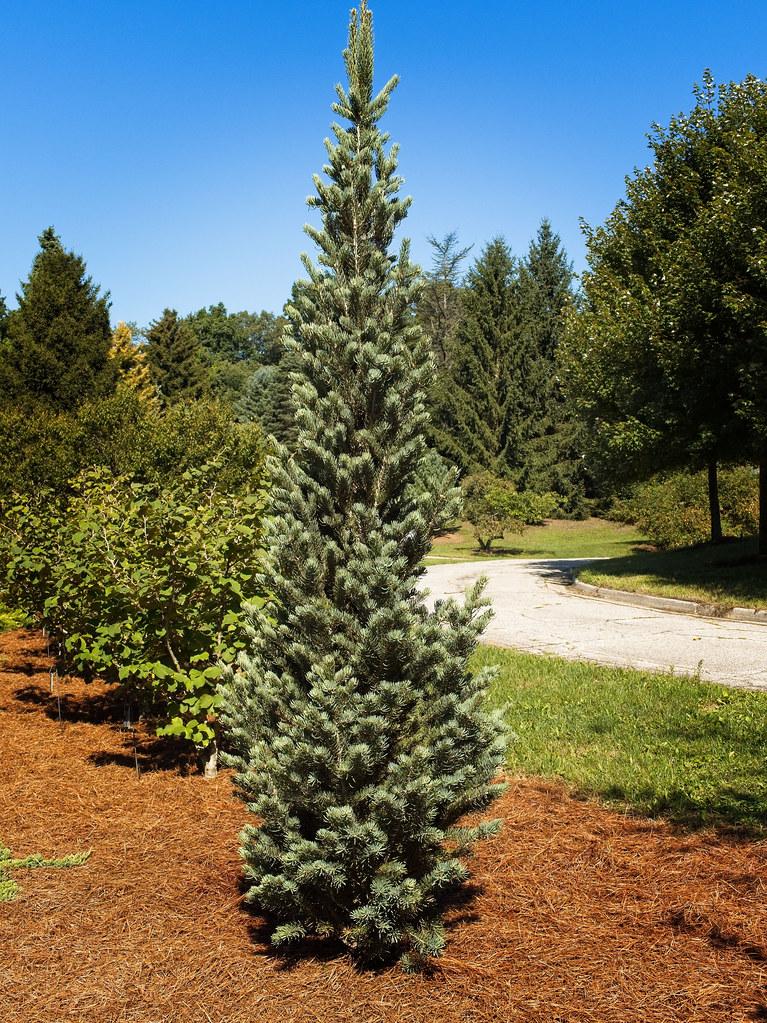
334,2 -> 398,121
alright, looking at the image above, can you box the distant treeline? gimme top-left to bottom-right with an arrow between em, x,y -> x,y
0,218 -> 586,513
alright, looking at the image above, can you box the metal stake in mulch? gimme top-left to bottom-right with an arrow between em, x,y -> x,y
122,702 -> 140,780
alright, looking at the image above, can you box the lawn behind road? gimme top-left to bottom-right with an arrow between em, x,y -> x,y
426,517 -> 644,564
578,536 -> 767,611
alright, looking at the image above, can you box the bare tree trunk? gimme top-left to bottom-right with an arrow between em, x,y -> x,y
707,460 -> 723,544
203,741 -> 218,780
759,458 -> 767,558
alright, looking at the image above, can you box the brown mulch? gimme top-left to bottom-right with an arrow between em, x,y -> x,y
2,630 -> 766,1023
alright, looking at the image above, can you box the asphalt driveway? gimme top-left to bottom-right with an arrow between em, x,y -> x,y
424,558 -> 767,690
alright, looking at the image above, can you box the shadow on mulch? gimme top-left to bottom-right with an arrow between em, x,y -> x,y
9,659 -> 198,776
88,735 -> 199,775
669,906 -> 767,963
13,682 -> 125,723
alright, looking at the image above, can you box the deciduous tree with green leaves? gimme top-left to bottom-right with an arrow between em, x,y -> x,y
220,2 -> 508,968
564,73 -> 767,551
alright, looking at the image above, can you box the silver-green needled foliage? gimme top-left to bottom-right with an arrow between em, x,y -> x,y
220,2 -> 509,968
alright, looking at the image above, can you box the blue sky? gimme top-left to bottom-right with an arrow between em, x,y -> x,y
2,1 -> 766,325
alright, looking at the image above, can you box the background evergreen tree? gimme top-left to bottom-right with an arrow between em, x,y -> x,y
145,308 -> 209,405
0,227 -> 114,409
237,354 -> 300,446
417,231 -> 472,367
429,238 -> 519,474
220,2 -> 507,968
515,220 -> 586,514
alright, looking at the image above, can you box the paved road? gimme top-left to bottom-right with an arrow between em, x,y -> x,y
424,558 -> 767,690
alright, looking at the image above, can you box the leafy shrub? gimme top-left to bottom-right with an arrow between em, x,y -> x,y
0,392 -> 266,499
615,465 -> 759,549
463,473 -> 560,550
0,462 -> 267,748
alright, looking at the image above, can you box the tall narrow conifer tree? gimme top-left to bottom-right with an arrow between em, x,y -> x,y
220,3 -> 508,967
145,308 -> 209,405
429,238 -> 519,473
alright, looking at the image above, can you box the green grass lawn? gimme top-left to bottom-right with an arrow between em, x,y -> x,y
0,600 -> 26,632
426,517 -> 644,564
578,536 -> 767,612
481,644 -> 767,833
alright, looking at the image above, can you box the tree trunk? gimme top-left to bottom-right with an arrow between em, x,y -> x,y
759,457 -> 767,558
707,460 -> 723,544
203,742 -> 218,780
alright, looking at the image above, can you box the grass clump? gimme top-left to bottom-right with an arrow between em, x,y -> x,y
480,644 -> 767,832
0,843 -> 91,902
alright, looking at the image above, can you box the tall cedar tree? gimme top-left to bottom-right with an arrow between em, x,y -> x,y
220,3 -> 508,968
0,228 -> 114,409
145,308 -> 209,405
515,220 -> 585,513
429,238 -> 518,474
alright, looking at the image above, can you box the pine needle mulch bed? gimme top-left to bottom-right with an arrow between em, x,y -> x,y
2,630 -> 766,1023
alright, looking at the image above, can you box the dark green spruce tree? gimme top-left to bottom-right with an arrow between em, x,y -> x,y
0,228 -> 114,408
145,308 -> 209,405
237,356 -> 300,446
220,2 -> 508,968
515,220 -> 586,513
429,238 -> 519,474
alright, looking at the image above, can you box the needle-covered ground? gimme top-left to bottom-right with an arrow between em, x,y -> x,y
2,629 -> 766,1023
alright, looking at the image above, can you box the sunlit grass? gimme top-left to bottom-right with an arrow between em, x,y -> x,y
426,517 -> 644,564
481,644 -> 767,832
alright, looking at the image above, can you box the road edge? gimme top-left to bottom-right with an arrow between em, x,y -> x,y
569,576 -> 767,626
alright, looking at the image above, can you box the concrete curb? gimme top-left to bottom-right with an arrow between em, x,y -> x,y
569,576 -> 767,626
